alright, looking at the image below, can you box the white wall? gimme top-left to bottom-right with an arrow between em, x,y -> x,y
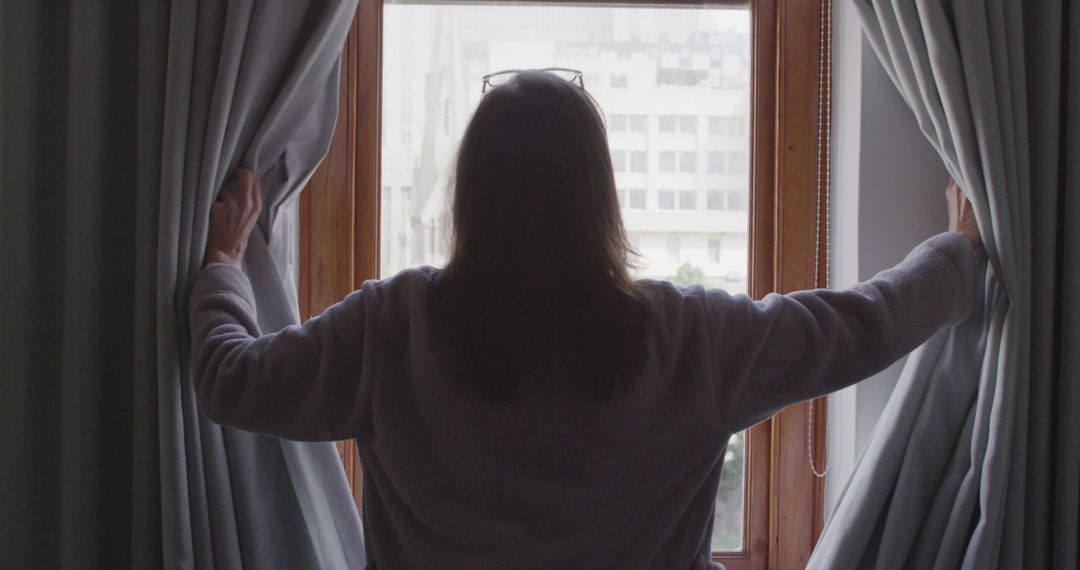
824,0 -> 951,520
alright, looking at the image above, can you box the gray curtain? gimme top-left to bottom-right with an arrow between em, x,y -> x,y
810,1 -> 1078,568
1,1 -> 363,568
160,1 -> 363,568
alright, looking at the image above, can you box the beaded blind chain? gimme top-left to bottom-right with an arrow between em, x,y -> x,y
808,0 -> 834,479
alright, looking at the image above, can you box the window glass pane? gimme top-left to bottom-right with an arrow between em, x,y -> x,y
381,3 -> 750,552
679,115 -> 697,133
679,151 -> 697,173
727,189 -> 747,211
659,115 -> 677,132
659,151 -> 677,173
666,236 -> 681,262
658,190 -> 676,210
708,238 -> 721,263
679,190 -> 696,210
708,151 -> 725,174
707,190 -> 725,210
729,150 -> 748,174
733,116 -> 746,135
612,150 -> 626,172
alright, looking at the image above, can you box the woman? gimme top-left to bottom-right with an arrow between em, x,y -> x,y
191,70 -> 981,568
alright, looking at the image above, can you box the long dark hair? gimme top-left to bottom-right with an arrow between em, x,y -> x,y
434,70 -> 650,403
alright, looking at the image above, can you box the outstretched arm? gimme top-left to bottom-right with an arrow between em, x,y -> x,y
189,167 -> 373,441
189,267 -> 373,441
713,181 -> 981,432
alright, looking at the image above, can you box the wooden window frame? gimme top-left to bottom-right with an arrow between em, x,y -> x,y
298,0 -> 830,566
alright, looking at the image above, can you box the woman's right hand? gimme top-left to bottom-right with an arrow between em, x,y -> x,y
946,179 -> 982,251
205,168 -> 262,268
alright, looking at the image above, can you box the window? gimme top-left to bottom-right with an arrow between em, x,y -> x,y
707,190 -> 725,210
666,236 -> 681,263
729,151 -> 748,174
659,115 -> 677,132
708,238 -> 722,263
709,115 -> 723,134
610,113 -> 628,131
301,0 -> 833,566
612,150 -> 627,172
679,151 -> 697,173
661,114 -> 697,134
709,115 -> 747,136
658,190 -> 676,210
679,115 -> 697,133
707,151 -> 748,175
659,151 -> 677,173
708,151 -> 726,174
726,189 -> 747,211
610,73 -> 628,88
678,190 -> 696,210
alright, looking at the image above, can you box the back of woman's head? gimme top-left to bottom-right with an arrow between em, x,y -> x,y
436,70 -> 650,403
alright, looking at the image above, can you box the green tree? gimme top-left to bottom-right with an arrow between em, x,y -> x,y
669,262 -> 706,287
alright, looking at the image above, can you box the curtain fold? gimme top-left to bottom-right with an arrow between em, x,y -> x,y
1,1 -> 363,568
159,1 -> 362,568
810,1 -> 1079,568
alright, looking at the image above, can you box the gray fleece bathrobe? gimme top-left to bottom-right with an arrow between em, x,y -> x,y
189,232 -> 977,569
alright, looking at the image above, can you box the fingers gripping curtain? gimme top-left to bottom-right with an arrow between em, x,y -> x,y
809,1 -> 1078,568
157,1 -> 363,568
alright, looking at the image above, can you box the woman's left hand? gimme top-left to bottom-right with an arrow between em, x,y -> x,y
204,168 -> 262,268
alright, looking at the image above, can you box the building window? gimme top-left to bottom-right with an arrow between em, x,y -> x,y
708,238 -> 721,263
679,115 -> 697,133
612,150 -> 627,172
679,190 -> 696,210
730,150 -> 748,174
630,151 -> 647,173
707,150 -> 748,175
679,151 -> 697,173
610,114 -> 628,131
667,237 -> 681,262
659,115 -> 678,132
726,189 -> 747,210
708,115 -> 747,136
659,151 -> 677,173
629,115 -> 647,132
629,189 -> 646,209
708,151 -> 726,174
707,190 -> 725,210
610,73 -> 628,88
658,190 -> 676,210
